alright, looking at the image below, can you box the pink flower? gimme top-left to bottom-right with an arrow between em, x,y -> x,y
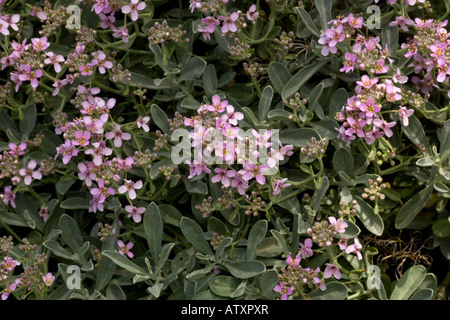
44,52 -> 65,73
125,205 -> 146,223
93,0 -> 110,14
286,254 -> 301,267
220,105 -> 244,125
99,12 -> 116,29
19,160 -> 42,185
230,171 -> 249,195
206,94 -> 228,113
389,16 -> 414,32
299,238 -> 313,258
42,273 -> 55,286
1,280 -> 20,300
3,256 -> 21,271
398,106 -> 414,126
340,52 -> 357,73
187,159 -> 211,178
211,168 -> 235,187
347,13 -> 363,28
272,178 -> 291,195
18,65 -> 43,88
359,98 -> 380,123
118,240 -> 134,258
72,130 -> 91,147
345,117 -> 366,138
346,238 -> 363,260
90,178 -> 115,203
105,124 -> 132,147
136,116 -> 150,132
393,68 -> 408,84
2,186 -> 16,208
112,26 -> 129,42
219,12 -> 239,34
356,75 -> 378,89
31,36 -> 50,51
373,119 -> 396,137
273,282 -> 293,300
324,263 -> 341,279
118,179 -> 143,200
78,162 -> 97,187
328,216 -> 348,233
374,59 -> 389,74
240,161 -> 269,185
91,51 -> 113,74
85,141 -> 112,166
57,139 -> 79,164
8,142 -> 27,156
121,0 -> 146,21
246,4 -> 259,23
97,97 -> 116,122
338,237 -> 347,250
201,16 -> 220,34
80,63 -> 94,76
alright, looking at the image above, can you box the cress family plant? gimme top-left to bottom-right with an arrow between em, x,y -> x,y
0,0 -> 449,301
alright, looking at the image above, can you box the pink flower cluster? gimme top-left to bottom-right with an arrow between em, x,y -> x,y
318,14 -> 363,56
184,95 -> 293,195
318,14 -> 417,145
54,86 -> 145,214
399,19 -> 450,94
84,0 -> 146,43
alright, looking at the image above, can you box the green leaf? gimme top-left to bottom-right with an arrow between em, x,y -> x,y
282,61 -> 327,100
60,197 -> 90,210
180,217 -> 214,256
333,148 -> 354,175
432,218 -> 450,238
308,281 -> 348,300
101,250 -> 148,276
313,176 -> 329,212
381,23 -> 399,57
260,269 -> 279,299
0,110 -> 20,140
158,204 -> 183,227
183,178 -> 208,194
352,195 -> 384,236
315,0 -> 332,31
247,220 -> 268,260
179,56 -> 207,82
202,64 -> 217,98
295,7 -> 320,37
409,289 -> 434,300
268,62 -> 291,94
328,88 -> 348,116
308,119 -> 339,140
56,176 -> 76,195
438,119 -> 450,153
0,209 -> 28,227
106,283 -> 127,300
59,214 -> 83,253
258,86 -> 274,122
225,260 -> 266,279
279,128 -> 321,148
151,104 -> 170,134
401,115 -> 431,155
95,256 -> 117,292
43,240 -> 74,260
395,184 -> 434,229
390,265 -> 427,300
209,276 -> 241,297
144,202 -> 163,266
20,104 -> 37,138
